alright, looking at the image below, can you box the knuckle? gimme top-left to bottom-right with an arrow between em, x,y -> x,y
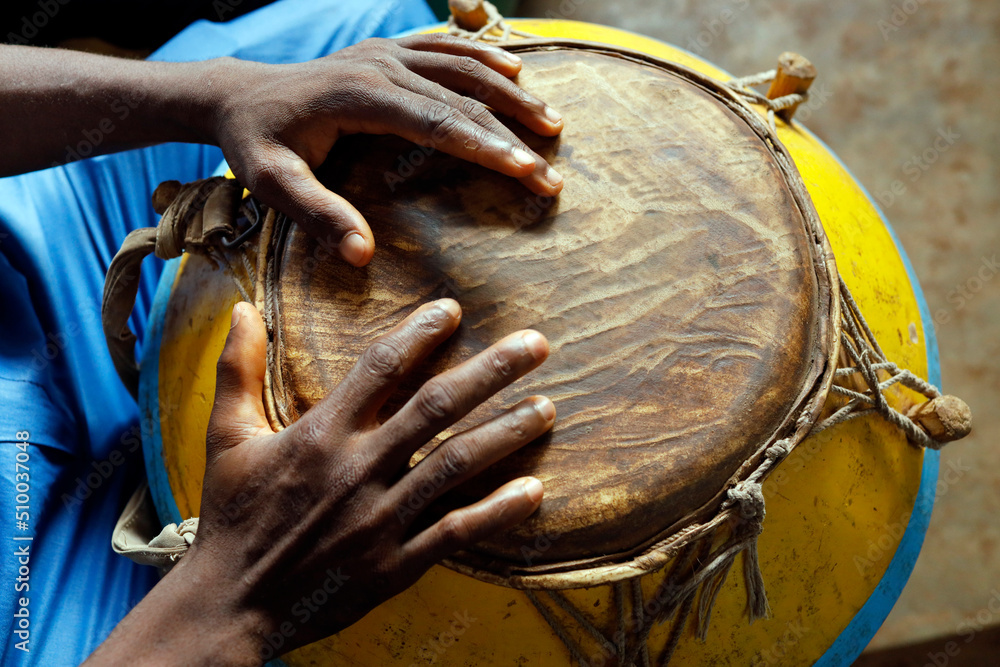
204,417 -> 234,456
361,339 -> 406,380
439,513 -> 473,548
350,70 -> 389,96
440,441 -> 473,476
369,54 -> 402,79
412,305 -> 450,334
215,348 -> 238,381
292,418 -> 330,450
459,98 -> 492,126
415,379 -> 460,421
356,37 -> 392,57
518,88 -> 543,109
246,158 -> 284,193
485,347 -> 514,380
504,416 -> 530,441
424,103 -> 464,142
457,55 -> 481,75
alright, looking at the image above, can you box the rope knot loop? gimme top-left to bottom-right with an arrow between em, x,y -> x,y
765,438 -> 792,461
727,480 -> 765,524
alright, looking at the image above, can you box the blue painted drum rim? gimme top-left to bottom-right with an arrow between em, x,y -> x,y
139,254 -> 184,528
137,255 -> 292,667
806,131 -> 941,667
137,34 -> 942,665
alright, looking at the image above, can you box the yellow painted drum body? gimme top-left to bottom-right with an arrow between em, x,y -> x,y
138,20 -> 940,666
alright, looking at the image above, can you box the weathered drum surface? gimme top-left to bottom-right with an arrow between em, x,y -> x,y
268,43 -> 832,575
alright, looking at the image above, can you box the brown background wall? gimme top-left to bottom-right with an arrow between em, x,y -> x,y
517,0 -> 1000,661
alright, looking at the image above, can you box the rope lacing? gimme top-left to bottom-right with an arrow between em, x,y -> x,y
446,0 -> 537,42
809,276 -> 947,449
725,69 -> 808,132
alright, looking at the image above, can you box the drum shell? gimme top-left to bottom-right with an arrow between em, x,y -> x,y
139,19 -> 937,666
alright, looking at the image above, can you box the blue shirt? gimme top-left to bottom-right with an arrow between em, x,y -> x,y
0,1 -> 435,664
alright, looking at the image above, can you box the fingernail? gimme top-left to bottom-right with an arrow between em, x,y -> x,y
512,148 -> 536,167
437,298 -> 461,319
533,396 -> 556,422
340,232 -> 368,266
230,303 -> 243,330
544,106 -> 563,125
504,51 -> 522,65
522,477 -> 544,504
546,168 -> 563,187
521,330 -> 547,359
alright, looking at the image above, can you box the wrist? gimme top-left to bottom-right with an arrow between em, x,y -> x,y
162,546 -> 272,666
150,57 -> 244,147
87,544 -> 270,667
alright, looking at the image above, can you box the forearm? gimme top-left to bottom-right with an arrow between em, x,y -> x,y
0,45 -> 228,176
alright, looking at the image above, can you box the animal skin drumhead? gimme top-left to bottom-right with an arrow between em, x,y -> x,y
265,43 -> 828,576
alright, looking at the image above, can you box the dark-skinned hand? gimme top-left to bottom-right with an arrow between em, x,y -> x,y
211,33 -> 564,265
85,299 -> 554,666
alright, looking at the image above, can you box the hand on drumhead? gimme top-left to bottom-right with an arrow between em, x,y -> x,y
97,298 -> 552,664
211,33 -> 565,267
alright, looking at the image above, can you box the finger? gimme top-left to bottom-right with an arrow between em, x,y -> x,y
240,142 -> 374,266
206,302 -> 272,461
401,51 -> 563,137
402,476 -> 544,567
390,396 -> 555,526
391,77 -> 563,197
375,329 -> 549,466
397,33 -> 524,78
367,85 -> 555,186
296,299 -> 461,439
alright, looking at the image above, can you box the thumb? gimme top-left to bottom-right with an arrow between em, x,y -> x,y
207,302 -> 271,461
244,144 -> 375,267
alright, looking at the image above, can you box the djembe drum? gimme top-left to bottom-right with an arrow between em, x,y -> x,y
103,8 -> 971,667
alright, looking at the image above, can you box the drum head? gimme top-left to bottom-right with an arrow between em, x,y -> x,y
267,42 -> 834,580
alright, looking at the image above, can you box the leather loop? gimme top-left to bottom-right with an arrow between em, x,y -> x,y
112,482 -> 198,571
101,177 -> 242,397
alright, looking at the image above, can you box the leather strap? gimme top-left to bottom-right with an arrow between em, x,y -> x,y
112,482 -> 198,571
101,177 -> 243,397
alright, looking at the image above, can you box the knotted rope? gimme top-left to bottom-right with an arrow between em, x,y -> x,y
810,276 -> 970,450
726,69 -> 808,132
446,0 -> 537,42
